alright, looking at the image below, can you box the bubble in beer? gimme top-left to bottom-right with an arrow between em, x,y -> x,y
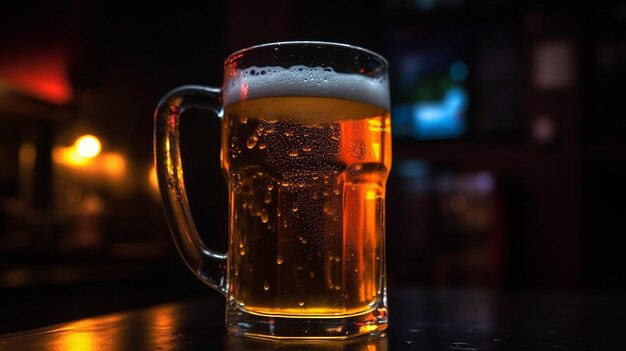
263,280 -> 270,291
261,209 -> 269,223
302,145 -> 313,152
263,192 -> 272,204
292,203 -> 299,212
284,130 -> 294,137
258,142 -> 267,150
298,301 -> 305,307
288,150 -> 299,157
276,255 -> 284,265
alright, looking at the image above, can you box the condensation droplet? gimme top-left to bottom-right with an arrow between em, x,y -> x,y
312,175 -> 319,180
292,203 -> 299,212
277,255 -> 284,264
240,248 -> 246,256
267,183 -> 274,190
261,209 -> 269,223
258,142 -> 267,150
323,207 -> 334,216
284,130 -> 294,137
302,145 -> 312,152
298,301 -> 305,307
246,135 -> 258,149
309,271 -> 315,278
263,280 -> 269,291
288,150 -> 299,157
299,236 -> 307,244
239,241 -> 244,248
264,192 -> 272,204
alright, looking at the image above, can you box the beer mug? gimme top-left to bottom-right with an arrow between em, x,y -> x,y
154,41 -> 391,339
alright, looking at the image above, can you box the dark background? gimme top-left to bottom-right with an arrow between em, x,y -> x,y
1,0 -> 625,334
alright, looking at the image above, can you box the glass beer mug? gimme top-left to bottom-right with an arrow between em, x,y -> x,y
154,41 -> 391,339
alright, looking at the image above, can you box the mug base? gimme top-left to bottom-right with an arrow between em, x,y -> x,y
225,300 -> 388,339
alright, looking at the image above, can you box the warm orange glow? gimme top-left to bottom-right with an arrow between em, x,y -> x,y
53,315 -> 123,351
54,147 -> 90,166
149,166 -> 159,192
56,331 -> 95,351
148,305 -> 179,350
74,135 -> 101,158
53,145 -> 127,182
102,153 -> 126,179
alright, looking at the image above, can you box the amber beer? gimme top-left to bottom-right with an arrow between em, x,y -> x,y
222,95 -> 391,317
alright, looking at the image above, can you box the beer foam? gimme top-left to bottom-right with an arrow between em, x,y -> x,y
223,65 -> 389,109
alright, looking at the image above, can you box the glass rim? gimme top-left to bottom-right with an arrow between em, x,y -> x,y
224,41 -> 388,67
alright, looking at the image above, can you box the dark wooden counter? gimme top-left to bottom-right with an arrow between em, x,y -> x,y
2,288 -> 625,350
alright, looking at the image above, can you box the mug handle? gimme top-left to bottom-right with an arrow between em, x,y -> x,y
154,85 -> 227,296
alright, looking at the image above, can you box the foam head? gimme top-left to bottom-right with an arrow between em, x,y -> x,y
223,65 -> 390,110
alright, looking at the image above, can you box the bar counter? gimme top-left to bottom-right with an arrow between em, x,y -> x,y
2,287 -> 625,350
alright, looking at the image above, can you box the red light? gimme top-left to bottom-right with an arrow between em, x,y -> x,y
0,46 -> 72,104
